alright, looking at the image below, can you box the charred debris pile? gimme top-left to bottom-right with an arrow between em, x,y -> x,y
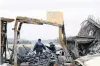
66,16 -> 100,59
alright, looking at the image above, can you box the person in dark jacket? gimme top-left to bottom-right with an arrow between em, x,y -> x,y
46,42 -> 56,53
33,39 -> 46,54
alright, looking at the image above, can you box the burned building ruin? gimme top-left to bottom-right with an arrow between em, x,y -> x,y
67,16 -> 100,59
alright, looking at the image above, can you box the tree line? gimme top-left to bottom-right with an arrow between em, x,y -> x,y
7,38 -> 59,44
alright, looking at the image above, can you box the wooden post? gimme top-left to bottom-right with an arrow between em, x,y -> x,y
75,40 -> 79,58
59,26 -> 72,62
0,17 -> 2,65
14,20 -> 18,66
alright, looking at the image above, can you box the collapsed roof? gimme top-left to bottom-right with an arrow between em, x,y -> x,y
78,15 -> 100,39
66,16 -> 100,58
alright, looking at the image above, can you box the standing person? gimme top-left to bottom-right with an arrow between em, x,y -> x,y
33,39 -> 46,54
46,42 -> 56,53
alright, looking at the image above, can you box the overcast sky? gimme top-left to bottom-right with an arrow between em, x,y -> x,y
0,0 -> 100,40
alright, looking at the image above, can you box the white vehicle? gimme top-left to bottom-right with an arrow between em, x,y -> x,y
75,54 -> 100,66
